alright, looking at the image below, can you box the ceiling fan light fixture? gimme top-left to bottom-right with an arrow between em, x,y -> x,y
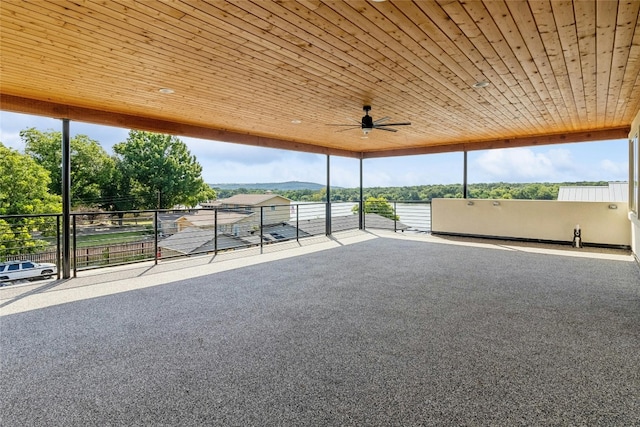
472,81 -> 490,89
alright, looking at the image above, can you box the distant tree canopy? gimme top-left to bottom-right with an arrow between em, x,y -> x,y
352,197 -> 399,221
21,128 -> 115,209
13,128 -> 214,212
113,131 -> 215,209
0,143 -> 62,258
216,181 -> 609,202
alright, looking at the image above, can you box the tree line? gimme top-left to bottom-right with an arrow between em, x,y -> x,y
215,181 -> 609,202
1,128 -> 215,217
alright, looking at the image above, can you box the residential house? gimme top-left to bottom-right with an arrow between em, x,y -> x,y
202,194 -> 292,227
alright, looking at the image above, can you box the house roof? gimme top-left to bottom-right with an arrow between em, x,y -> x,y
294,213 -> 408,236
1,1 -> 635,159
557,182 -> 628,202
218,194 -> 291,206
158,227 -> 252,254
158,227 -> 216,254
179,210 -> 254,227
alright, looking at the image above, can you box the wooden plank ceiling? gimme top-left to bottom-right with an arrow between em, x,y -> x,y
1,0 -> 637,158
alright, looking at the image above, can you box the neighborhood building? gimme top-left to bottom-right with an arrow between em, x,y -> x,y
557,182 -> 628,202
159,194 -> 298,256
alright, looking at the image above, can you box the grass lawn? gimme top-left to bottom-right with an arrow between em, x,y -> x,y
75,230 -> 153,248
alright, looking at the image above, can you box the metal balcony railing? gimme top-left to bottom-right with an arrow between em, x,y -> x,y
0,201 -> 432,281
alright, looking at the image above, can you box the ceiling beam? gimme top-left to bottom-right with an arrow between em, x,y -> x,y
0,94 -> 361,159
362,127 -> 631,158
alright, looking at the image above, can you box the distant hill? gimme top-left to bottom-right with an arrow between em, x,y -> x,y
209,181 -> 328,191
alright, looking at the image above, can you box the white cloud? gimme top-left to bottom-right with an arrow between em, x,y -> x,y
472,147 -> 578,182
599,159 -> 626,176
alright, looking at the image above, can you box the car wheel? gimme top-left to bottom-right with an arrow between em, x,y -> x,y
41,269 -> 54,279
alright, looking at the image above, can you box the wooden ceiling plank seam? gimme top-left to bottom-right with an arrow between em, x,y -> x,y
94,2 -> 364,103
242,0 -> 447,114
620,62 -> 640,122
170,0 -> 422,111
187,1 -> 394,92
370,1 -> 528,132
619,15 -> 640,121
412,1 -> 529,112
349,1 -> 520,127
573,0 -> 598,126
443,3 -> 544,132
274,0 -> 484,123
276,3 -> 504,127
8,0 -> 370,127
243,0 -> 397,87
4,2 -> 244,86
481,0 -> 565,130
205,3 -> 408,96
327,2 -> 513,132
606,0 -> 638,126
550,0 -> 589,123
0,17 -> 305,114
296,0 -> 552,139
529,0 -> 582,130
459,0 -> 552,129
0,40 -> 344,140
506,0 -> 575,130
595,0 -> 618,128
315,1 -> 478,112
275,0 -> 461,116
436,0 -> 549,132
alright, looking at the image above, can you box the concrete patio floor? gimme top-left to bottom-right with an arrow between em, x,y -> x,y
1,230 -> 639,425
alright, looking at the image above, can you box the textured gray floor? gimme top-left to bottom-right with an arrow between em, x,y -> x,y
1,238 -> 639,426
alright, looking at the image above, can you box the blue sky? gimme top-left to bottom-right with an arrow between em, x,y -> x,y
0,111 -> 629,188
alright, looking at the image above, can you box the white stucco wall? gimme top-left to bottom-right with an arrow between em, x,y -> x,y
431,198 -> 630,247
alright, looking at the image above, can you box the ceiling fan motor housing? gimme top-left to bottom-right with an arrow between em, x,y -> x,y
361,105 -> 374,131
361,114 -> 374,129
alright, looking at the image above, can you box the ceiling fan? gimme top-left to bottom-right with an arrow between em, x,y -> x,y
328,105 -> 411,136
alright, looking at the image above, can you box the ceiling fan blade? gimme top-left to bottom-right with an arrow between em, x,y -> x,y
327,123 -> 361,126
373,116 -> 390,124
335,126 -> 361,132
375,127 -> 398,132
375,122 -> 411,126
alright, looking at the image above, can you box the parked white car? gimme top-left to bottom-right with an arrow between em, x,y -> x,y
0,261 -> 57,283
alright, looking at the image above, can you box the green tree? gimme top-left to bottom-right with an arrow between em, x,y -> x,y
113,131 -> 215,209
0,143 -> 61,259
21,128 -> 115,209
352,196 -> 399,220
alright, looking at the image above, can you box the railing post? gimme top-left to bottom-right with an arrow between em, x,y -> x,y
394,201 -> 397,232
260,206 -> 264,254
326,154 -> 331,235
214,208 -> 218,255
72,214 -> 77,278
154,210 -> 158,265
62,119 -> 71,279
56,215 -> 61,280
296,203 -> 299,242
359,157 -> 364,230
